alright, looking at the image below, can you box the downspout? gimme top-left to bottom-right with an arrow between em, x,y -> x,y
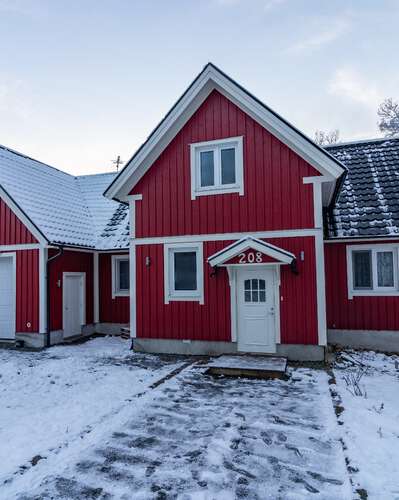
46,246 -> 64,347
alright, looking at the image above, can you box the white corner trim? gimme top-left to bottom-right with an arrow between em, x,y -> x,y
346,243 -> 399,299
0,186 -> 48,245
190,136 -> 244,200
111,254 -> 130,299
226,267 -> 237,342
0,252 -> 16,339
315,232 -> 327,346
93,252 -> 99,323
39,246 -> 47,334
164,241 -> 204,304
105,64 -> 344,201
127,195 -> 142,338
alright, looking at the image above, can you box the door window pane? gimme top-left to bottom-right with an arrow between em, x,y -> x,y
174,252 -> 197,291
259,291 -> 266,302
221,148 -> 236,185
352,250 -> 372,289
244,278 -> 266,303
377,251 -> 394,287
118,260 -> 129,291
200,151 -> 214,187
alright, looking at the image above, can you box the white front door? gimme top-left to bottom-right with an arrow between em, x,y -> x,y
0,255 -> 15,340
237,267 -> 276,353
63,273 -> 85,338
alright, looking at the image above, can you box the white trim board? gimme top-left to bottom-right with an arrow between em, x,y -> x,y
0,244 -> 41,251
111,254 -> 130,298
105,63 -> 344,202
133,228 -> 320,246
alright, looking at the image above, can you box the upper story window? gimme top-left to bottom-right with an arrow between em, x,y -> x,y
348,245 -> 398,297
164,242 -> 204,304
112,255 -> 129,298
190,136 -> 244,199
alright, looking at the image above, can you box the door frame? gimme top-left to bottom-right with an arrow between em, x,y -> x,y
227,264 -> 281,351
0,252 -> 16,340
62,272 -> 86,336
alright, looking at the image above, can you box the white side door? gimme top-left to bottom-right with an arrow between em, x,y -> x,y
0,255 -> 15,340
63,273 -> 85,338
237,267 -> 276,353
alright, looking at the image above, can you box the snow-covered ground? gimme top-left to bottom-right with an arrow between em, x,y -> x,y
1,338 -> 397,499
333,350 -> 399,499
0,337 -> 184,492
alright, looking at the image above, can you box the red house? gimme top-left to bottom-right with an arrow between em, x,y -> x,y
2,63 -> 399,358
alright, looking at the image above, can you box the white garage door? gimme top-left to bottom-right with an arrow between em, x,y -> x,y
0,255 -> 15,340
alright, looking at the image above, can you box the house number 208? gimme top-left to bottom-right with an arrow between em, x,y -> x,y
238,251 -> 263,264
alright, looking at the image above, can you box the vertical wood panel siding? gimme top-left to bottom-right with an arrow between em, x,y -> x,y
99,254 -> 129,323
0,197 -> 38,244
325,241 -> 399,331
0,249 -> 39,333
136,236 -> 317,345
132,90 -> 318,238
49,250 -> 94,331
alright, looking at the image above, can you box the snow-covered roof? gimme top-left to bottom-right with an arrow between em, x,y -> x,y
327,137 -> 399,238
0,145 -> 129,249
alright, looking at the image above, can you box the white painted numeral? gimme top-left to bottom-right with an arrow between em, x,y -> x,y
238,251 -> 263,264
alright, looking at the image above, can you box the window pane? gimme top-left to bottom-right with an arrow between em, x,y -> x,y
244,291 -> 251,302
118,260 -> 129,290
353,251 -> 372,289
259,291 -> 266,302
252,291 -> 259,302
174,252 -> 197,291
200,151 -> 214,187
244,279 -> 251,290
377,251 -> 394,287
251,279 -> 258,290
259,279 -> 266,291
221,148 -> 236,185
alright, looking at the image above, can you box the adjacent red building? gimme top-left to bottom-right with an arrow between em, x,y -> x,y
1,64 -> 399,357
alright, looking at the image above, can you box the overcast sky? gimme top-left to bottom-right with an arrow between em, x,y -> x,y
0,0 -> 398,175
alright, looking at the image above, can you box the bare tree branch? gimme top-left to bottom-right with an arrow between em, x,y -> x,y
378,98 -> 399,137
314,129 -> 340,146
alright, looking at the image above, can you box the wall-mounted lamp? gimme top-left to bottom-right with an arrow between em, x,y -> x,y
300,251 -> 305,261
145,256 -> 151,267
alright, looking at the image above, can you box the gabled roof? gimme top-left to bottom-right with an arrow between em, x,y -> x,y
0,144 -> 129,249
208,237 -> 295,267
105,62 -> 345,203
326,137 -> 399,238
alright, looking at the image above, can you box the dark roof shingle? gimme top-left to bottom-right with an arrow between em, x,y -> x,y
326,137 -> 399,238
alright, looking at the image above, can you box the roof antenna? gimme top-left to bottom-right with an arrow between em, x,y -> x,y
112,155 -> 124,172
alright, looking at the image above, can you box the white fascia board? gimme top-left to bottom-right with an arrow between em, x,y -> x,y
105,65 -> 345,202
0,185 -> 48,245
208,236 -> 295,267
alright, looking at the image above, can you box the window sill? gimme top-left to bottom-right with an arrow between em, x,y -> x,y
112,291 -> 130,299
349,290 -> 399,299
165,295 -> 204,304
192,186 -> 243,199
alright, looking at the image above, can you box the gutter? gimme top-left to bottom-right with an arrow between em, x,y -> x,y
46,246 -> 64,348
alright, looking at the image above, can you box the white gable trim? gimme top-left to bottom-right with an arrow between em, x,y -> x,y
208,236 -> 295,267
0,186 -> 48,245
105,64 -> 345,202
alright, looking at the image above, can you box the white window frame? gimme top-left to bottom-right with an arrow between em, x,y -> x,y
347,244 -> 399,298
190,136 -> 244,199
112,255 -> 130,298
164,242 -> 204,304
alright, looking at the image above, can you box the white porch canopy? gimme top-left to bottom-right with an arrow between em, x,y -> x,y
207,236 -> 296,267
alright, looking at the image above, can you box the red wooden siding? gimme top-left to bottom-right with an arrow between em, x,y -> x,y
0,197 -> 38,245
325,241 -> 399,331
132,90 -> 318,238
49,250 -> 94,331
99,254 -> 129,323
136,236 -> 318,345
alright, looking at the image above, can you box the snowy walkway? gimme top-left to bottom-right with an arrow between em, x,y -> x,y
0,337 -> 185,493
3,355 -> 350,499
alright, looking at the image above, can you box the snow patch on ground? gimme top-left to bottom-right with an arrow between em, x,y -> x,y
0,337 -> 183,489
333,350 -> 399,499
